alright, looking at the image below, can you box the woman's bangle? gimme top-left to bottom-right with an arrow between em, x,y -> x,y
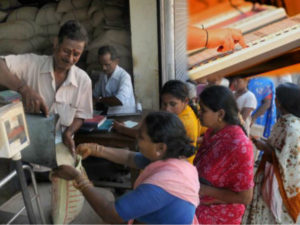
204,29 -> 208,48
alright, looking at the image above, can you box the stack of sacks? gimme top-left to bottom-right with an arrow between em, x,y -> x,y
0,6 -> 52,55
85,0 -> 132,74
0,0 -> 132,75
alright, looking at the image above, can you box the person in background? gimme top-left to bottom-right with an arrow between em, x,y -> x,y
243,83 -> 300,224
114,80 -> 205,164
93,45 -> 135,114
53,111 -> 200,224
232,76 -> 257,135
248,77 -> 276,138
0,20 -> 93,156
194,85 -> 254,224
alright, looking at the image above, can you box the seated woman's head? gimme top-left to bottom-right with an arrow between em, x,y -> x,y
199,85 -> 241,130
276,82 -> 300,118
160,80 -> 189,115
138,111 -> 195,161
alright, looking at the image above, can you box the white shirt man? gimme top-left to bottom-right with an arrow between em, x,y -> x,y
93,45 -> 135,114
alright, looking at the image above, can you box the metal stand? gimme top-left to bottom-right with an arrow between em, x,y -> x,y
0,162 -> 46,224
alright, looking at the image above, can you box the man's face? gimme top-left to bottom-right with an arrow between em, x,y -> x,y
53,38 -> 85,71
98,53 -> 118,76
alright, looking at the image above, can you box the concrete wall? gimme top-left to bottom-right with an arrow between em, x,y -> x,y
129,0 -> 160,110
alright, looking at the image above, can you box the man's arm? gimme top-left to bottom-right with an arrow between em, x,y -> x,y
63,118 -> 84,156
251,98 -> 271,125
0,59 -> 49,115
240,107 -> 254,122
96,96 -> 122,106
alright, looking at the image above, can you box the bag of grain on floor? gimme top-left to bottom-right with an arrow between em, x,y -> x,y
50,143 -> 86,224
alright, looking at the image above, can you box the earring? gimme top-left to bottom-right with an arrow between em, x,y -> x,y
218,118 -> 222,122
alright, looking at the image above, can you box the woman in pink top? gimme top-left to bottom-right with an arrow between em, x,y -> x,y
194,85 -> 254,224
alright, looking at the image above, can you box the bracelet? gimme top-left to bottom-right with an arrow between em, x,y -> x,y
95,145 -> 104,155
204,29 -> 209,48
73,176 -> 93,192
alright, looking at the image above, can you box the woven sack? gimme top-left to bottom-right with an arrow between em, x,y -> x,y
0,36 -> 49,55
0,0 -> 21,10
35,3 -> 62,25
103,6 -> 123,21
57,0 -> 91,13
60,8 -> 89,25
0,11 -> 7,22
91,9 -> 104,27
51,144 -> 86,224
40,24 -> 60,36
88,0 -> 105,16
7,7 -> 38,22
0,20 -> 40,40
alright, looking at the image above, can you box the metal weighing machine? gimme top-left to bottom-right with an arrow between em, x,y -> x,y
0,102 -> 46,224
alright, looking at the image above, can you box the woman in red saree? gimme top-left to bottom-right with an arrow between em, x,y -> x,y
194,85 -> 254,224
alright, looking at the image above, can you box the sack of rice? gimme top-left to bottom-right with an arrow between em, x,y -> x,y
51,144 -> 85,224
91,9 -> 104,27
0,20 -> 40,40
92,25 -> 105,39
88,0 -> 105,16
105,0 -> 127,8
0,0 -> 21,10
35,3 -> 62,25
40,24 -> 60,36
57,0 -> 91,13
60,8 -> 90,25
103,6 -> 123,21
0,36 -> 50,55
89,29 -> 131,49
0,11 -> 7,22
7,7 -> 38,22
81,20 -> 94,34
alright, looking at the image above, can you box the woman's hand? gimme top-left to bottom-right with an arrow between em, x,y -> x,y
76,143 -> 101,159
207,28 -> 247,52
251,136 -> 268,151
52,165 -> 80,180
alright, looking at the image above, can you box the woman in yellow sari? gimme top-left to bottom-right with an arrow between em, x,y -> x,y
243,82 -> 300,224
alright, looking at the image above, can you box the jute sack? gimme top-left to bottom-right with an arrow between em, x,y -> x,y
89,29 -> 131,49
0,0 -> 21,10
81,20 -> 94,34
0,20 -> 40,40
60,8 -> 89,25
7,7 -> 38,22
105,0 -> 127,8
92,25 -> 105,39
57,0 -> 91,13
0,36 -> 49,55
51,143 -> 86,224
103,6 -> 123,21
88,0 -> 105,16
35,3 -> 62,25
40,24 -> 60,37
91,9 -> 104,27
0,11 -> 8,22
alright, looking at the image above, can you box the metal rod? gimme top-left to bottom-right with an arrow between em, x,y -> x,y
14,160 -> 37,224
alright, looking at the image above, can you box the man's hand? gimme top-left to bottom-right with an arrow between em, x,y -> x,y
207,28 -> 248,52
19,84 -> 49,116
112,120 -> 125,133
63,130 -> 75,156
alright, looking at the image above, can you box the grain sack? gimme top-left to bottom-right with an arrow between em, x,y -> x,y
57,0 -> 91,13
0,36 -> 50,55
0,0 -> 21,10
60,8 -> 90,25
103,6 -> 123,21
88,0 -> 105,17
86,63 -> 101,74
104,19 -> 127,29
91,9 -> 104,27
0,10 -> 7,21
86,44 -> 131,64
51,144 -> 85,224
35,3 -> 62,25
119,56 -> 133,73
92,25 -> 105,39
0,20 -> 40,40
7,7 -> 38,22
40,24 -> 60,36
89,29 -> 131,49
